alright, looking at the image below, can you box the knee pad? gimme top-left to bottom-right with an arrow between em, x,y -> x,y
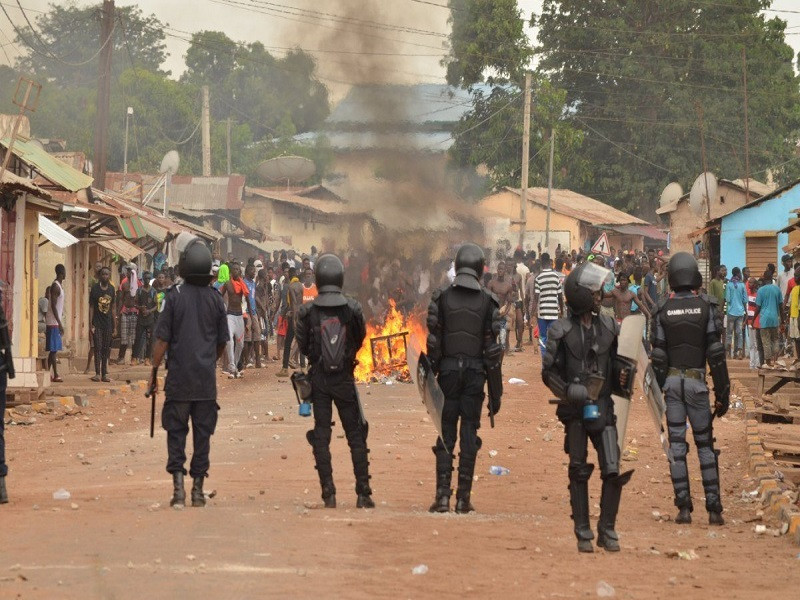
460,421 -> 481,455
569,462 -> 594,483
306,430 -> 315,447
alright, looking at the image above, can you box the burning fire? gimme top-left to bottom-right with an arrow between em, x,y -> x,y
355,300 -> 428,382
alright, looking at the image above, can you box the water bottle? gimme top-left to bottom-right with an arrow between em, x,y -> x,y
583,401 -> 600,422
298,401 -> 312,417
489,465 -> 510,476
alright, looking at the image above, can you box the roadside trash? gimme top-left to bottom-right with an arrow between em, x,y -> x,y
489,466 -> 510,475
508,378 -> 527,385
52,489 -> 71,500
596,581 -> 615,597
411,564 -> 428,575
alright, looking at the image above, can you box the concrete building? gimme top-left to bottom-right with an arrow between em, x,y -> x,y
715,178 -> 800,276
656,178 -> 771,256
479,187 -> 666,256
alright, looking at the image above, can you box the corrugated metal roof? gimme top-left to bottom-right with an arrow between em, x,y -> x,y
503,187 -> 648,226
247,187 -> 361,215
97,237 -> 142,261
599,223 -> 668,241
0,170 -> 51,198
38,214 -> 79,248
0,136 -> 93,192
163,175 -> 245,210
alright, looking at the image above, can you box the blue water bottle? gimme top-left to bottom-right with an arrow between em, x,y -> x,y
298,401 -> 312,417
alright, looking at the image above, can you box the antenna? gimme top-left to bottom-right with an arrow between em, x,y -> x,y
688,172 -> 717,216
659,182 -> 683,207
257,155 -> 316,189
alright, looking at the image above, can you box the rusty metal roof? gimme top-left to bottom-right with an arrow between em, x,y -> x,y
246,187 -> 360,215
504,187 -> 648,226
164,175 -> 245,210
0,170 -> 51,199
0,136 -> 93,192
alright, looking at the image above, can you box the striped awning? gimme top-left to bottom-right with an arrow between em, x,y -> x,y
116,215 -> 146,239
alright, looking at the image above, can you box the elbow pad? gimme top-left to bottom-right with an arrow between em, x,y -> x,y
651,346 -> 669,389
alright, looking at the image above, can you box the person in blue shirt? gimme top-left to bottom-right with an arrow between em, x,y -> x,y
755,271 -> 785,368
243,263 -> 261,369
724,267 -> 748,359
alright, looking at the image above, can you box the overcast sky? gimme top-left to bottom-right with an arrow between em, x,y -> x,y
1,0 -> 799,94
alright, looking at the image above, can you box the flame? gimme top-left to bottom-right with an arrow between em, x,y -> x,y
354,300 -> 427,382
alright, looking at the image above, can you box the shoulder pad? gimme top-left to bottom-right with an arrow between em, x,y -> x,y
347,297 -> 363,316
431,288 -> 443,302
547,318 -> 572,341
598,313 -> 618,336
487,290 -> 500,308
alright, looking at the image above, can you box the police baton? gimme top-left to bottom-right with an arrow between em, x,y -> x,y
145,366 -> 159,438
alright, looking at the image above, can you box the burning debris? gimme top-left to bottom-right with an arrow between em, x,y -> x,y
355,300 -> 427,383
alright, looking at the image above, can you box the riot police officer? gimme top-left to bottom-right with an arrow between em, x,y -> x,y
542,262 -> 633,552
150,235 -> 229,508
425,243 -> 503,514
651,252 -> 728,525
296,254 -> 373,509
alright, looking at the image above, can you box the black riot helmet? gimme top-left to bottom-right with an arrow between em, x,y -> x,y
565,262 -> 612,315
667,252 -> 702,291
453,243 -> 485,291
177,233 -> 213,286
314,253 -> 348,307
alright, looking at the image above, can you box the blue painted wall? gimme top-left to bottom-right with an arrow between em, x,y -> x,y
719,184 -> 799,270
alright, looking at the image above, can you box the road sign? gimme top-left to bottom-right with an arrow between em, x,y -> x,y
591,232 -> 610,255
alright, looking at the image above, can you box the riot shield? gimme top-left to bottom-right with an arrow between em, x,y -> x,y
613,314 -> 645,456
415,352 -> 446,446
636,347 -> 673,463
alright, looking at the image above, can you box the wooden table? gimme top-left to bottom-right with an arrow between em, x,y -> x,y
757,366 -> 800,398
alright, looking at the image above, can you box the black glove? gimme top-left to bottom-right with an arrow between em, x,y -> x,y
714,393 -> 729,418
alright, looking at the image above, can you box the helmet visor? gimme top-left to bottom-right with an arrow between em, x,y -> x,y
576,262 -> 613,293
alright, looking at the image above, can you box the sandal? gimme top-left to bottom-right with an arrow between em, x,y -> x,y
90,375 -> 101,382
101,376 -> 111,383
51,376 -> 64,383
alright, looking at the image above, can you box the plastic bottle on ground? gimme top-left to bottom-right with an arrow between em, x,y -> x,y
489,466 -> 510,476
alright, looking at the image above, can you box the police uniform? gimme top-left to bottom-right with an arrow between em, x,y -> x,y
426,243 -> 503,514
152,235 -> 229,508
295,254 -> 373,509
541,262 -> 633,552
651,252 -> 729,525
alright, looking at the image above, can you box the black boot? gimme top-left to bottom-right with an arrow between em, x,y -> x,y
675,493 -> 693,524
455,453 -> 476,514
352,447 -> 374,509
191,477 -> 206,507
707,498 -> 724,526
307,430 -> 336,508
597,471 -> 633,552
569,479 -> 594,552
429,446 -> 453,513
170,472 -> 185,508
0,476 -> 8,504
322,481 -> 337,509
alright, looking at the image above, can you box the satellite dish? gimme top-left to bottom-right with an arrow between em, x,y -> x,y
659,182 -> 683,207
689,172 -> 717,216
160,150 -> 180,175
257,155 -> 316,185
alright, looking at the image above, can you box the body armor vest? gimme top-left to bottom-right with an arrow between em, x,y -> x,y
440,286 -> 491,359
562,315 -> 616,398
659,295 -> 708,369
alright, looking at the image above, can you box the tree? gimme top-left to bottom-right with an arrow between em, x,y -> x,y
12,3 -> 168,88
444,0 -> 587,197
536,0 -> 800,216
182,32 -> 329,140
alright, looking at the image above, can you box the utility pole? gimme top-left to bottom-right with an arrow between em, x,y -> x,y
226,117 -> 232,175
545,128 -> 555,251
123,106 -> 132,184
201,85 -> 211,176
742,47 -> 750,200
92,0 -> 114,190
0,77 -> 41,182
518,72 -> 532,251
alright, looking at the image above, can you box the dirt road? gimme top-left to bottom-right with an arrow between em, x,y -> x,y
2,350 -> 799,599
